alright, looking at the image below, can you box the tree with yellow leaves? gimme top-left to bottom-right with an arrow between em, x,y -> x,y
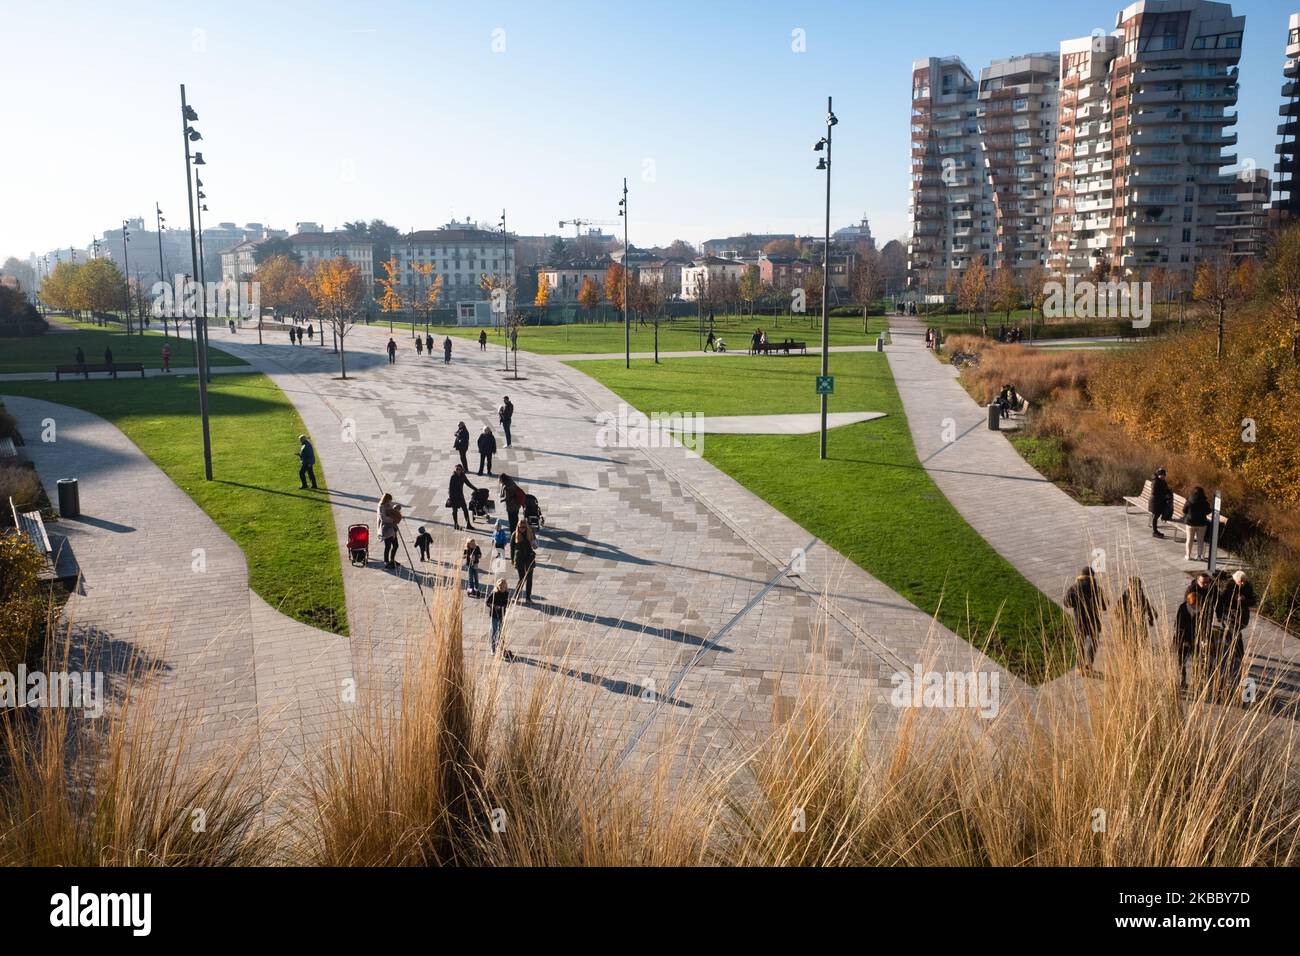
254,254 -> 309,345
1193,255 -> 1240,360
534,271 -> 551,308
1269,222 -> 1300,362
577,275 -> 600,322
376,257 -> 406,324
604,263 -> 628,311
308,256 -> 364,379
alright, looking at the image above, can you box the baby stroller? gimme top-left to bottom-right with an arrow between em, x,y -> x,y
715,339 -> 727,352
524,493 -> 545,529
346,523 -> 369,566
469,486 -> 493,519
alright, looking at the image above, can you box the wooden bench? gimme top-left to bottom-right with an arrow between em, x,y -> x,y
9,495 -> 51,559
759,340 -> 807,355
1123,479 -> 1229,542
54,362 -> 146,381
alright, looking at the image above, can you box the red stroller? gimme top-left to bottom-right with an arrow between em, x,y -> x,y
346,524 -> 369,566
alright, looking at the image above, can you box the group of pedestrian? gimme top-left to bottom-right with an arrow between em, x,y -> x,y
994,383 -> 1021,420
1063,564 -> 1257,701
924,328 -> 938,350
996,324 -> 1025,343
748,329 -> 770,355
387,334 -> 454,363
1146,468 -> 1219,563
288,324 -> 313,345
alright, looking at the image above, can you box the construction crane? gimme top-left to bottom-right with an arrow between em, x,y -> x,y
557,217 -> 618,238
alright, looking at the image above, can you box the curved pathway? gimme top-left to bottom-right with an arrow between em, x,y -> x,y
885,318 -> 1299,700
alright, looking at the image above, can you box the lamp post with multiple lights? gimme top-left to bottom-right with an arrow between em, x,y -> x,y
155,202 -> 168,337
813,97 -> 837,461
618,178 -> 628,369
181,83 -> 213,480
121,220 -> 133,333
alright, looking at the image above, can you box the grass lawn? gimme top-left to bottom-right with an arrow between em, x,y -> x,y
379,314 -> 888,356
4,324 -> 247,374
571,352 -> 1066,679
1,373 -> 346,634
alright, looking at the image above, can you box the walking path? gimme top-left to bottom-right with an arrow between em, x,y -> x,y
884,318 -> 1299,698
197,321 -> 1012,772
552,345 -> 877,362
3,396 -> 352,793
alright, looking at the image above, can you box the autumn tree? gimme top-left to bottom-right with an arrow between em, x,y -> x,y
376,256 -> 406,324
989,265 -> 1020,328
534,271 -> 551,307
851,247 -> 883,333
1269,222 -> 1300,361
958,259 -> 988,332
40,260 -> 82,313
738,265 -> 761,318
308,256 -> 364,378
763,238 -> 801,259
1193,255 -> 1238,361
1021,263 -> 1050,341
577,275 -> 600,321
73,258 -> 127,317
604,262 -> 628,312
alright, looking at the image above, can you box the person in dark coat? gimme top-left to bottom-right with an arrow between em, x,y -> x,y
1064,567 -> 1107,677
1219,570 -> 1256,701
448,464 -> 479,531
453,422 -> 470,473
443,336 -> 453,364
485,578 -> 510,655
306,323 -> 314,341
415,335 -> 423,356
1148,467 -> 1173,538
477,426 -> 498,476
1172,588 -> 1200,690
74,346 -> 86,367
1182,486 -> 1212,561
479,329 -> 488,351
425,332 -> 434,355
414,526 -> 433,562
297,434 -> 318,489
1120,576 -> 1156,638
104,346 -> 114,367
497,473 -> 526,555
386,337 -> 397,364
511,519 -> 536,604
705,330 -> 716,352
498,396 -> 514,447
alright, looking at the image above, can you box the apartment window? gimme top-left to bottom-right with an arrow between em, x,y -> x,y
1182,228 -> 1192,243
1184,207 -> 1193,222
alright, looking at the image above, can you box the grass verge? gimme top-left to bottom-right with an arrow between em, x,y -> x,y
569,352 -> 1065,677
1,373 -> 346,633
1,325 -> 247,373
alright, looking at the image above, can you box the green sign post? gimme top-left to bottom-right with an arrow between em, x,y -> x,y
815,375 -> 834,396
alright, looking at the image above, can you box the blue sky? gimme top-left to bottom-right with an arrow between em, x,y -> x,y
1,0 -> 1295,260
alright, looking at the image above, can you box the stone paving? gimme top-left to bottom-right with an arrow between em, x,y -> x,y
194,321 -> 1011,773
3,396 -> 353,797
885,318 -> 1300,698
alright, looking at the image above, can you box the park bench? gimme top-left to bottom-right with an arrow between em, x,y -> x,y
1123,479 -> 1229,543
759,340 -> 807,355
54,362 -> 146,381
9,495 -> 51,559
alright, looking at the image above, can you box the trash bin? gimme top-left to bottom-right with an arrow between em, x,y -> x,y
987,404 -> 1001,431
57,478 -> 80,518
876,336 -> 884,352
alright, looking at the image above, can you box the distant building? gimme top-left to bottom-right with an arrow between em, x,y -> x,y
537,258 -> 613,303
681,255 -> 746,300
1216,168 -> 1272,259
389,227 -> 516,306
701,234 -> 796,258
291,231 -> 375,293
220,240 -> 262,284
636,258 -> 688,298
833,216 -> 876,248
758,254 -> 813,289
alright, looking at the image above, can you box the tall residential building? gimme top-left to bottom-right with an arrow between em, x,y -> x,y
909,56 -> 982,293
908,53 -> 1056,294
1051,0 -> 1244,282
1216,168 -> 1272,259
978,54 -> 1059,277
1276,13 -> 1300,218
290,231 -> 375,294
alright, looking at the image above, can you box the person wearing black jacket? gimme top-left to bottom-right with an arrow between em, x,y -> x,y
1220,570 -> 1256,700
1182,486 -> 1212,561
479,329 -> 488,351
448,464 -> 479,531
453,422 -> 470,472
297,434 -> 318,490
1064,567 -> 1107,677
485,578 -> 510,655
1149,467 -> 1173,538
499,396 -> 514,447
1172,588 -> 1200,689
477,426 -> 498,476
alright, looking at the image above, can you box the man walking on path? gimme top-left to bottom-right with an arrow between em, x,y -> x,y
425,331 -> 433,356
443,336 -> 453,364
1064,566 -> 1107,678
479,329 -> 488,351
499,395 -> 514,447
297,434 -> 318,490
1149,467 -> 1173,538
104,346 -> 114,368
161,342 -> 171,373
511,519 -> 537,604
477,425 -> 498,476
386,337 -> 397,364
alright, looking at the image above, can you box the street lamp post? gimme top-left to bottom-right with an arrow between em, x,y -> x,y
813,96 -> 837,461
181,83 -> 214,481
156,203 -> 168,337
618,177 -> 628,369
121,220 -> 133,334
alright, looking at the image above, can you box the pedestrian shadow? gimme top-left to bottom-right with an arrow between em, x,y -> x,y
542,528 -> 654,566
214,479 -> 372,512
534,448 -> 624,466
505,652 -> 691,708
525,601 -> 728,653
511,476 -> 599,492
66,514 -> 135,533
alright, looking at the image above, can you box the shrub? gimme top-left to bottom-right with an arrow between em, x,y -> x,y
0,462 -> 41,515
0,533 -> 50,674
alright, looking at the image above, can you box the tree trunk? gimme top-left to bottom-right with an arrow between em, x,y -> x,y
340,337 -> 347,380
1217,305 -> 1224,360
